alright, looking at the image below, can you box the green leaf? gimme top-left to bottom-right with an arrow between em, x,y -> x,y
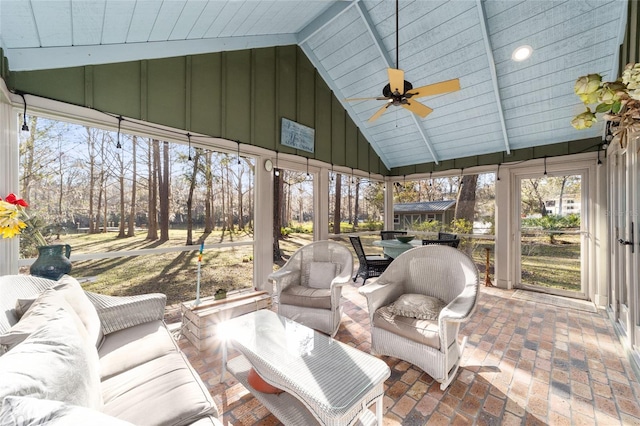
612,100 -> 622,114
595,103 -> 612,113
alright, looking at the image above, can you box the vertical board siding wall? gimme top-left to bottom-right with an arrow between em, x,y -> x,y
7,45 -> 387,175
620,0 -> 639,68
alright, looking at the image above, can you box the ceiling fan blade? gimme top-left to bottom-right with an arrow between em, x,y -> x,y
368,103 -> 391,122
406,78 -> 461,98
387,68 -> 405,95
345,96 -> 389,102
402,100 -> 433,118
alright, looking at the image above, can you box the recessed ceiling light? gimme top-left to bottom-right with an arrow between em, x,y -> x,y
512,45 -> 533,62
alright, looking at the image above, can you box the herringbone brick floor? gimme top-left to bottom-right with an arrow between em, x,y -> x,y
174,284 -> 640,425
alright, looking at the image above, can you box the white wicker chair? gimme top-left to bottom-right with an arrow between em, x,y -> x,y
359,245 -> 479,390
268,241 -> 353,337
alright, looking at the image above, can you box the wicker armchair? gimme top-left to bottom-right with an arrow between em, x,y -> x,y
268,241 -> 353,337
359,245 -> 479,390
349,236 -> 393,284
380,230 -> 408,240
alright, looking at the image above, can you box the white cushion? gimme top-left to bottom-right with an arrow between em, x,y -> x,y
101,353 -> 218,426
98,320 -> 178,380
0,396 -> 133,426
0,289 -> 86,352
307,262 -> 337,289
0,307 -> 103,409
387,293 -> 446,320
14,275 -> 104,348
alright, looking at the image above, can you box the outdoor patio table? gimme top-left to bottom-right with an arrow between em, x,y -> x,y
372,239 -> 421,258
220,310 -> 390,426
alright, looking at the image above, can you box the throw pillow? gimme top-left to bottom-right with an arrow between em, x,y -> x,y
307,262 -> 337,289
14,275 -> 104,348
0,308 -> 103,409
247,368 -> 283,394
387,293 -> 446,320
0,289 -> 86,352
0,396 -> 133,426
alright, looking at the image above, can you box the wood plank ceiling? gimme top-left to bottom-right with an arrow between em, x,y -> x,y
0,0 -> 627,169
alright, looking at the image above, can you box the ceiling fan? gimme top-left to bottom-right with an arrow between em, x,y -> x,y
345,0 -> 460,123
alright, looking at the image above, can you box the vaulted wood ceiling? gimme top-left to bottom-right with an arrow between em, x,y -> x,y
0,0 -> 627,169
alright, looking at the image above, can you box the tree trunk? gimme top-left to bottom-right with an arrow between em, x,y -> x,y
354,178 -> 360,227
237,168 -> 244,230
158,141 -> 170,241
20,116 -> 38,204
117,151 -> 126,238
454,174 -> 478,224
86,127 -> 95,233
186,150 -> 201,245
204,151 -> 214,233
333,174 -> 342,234
147,139 -> 159,240
127,136 -> 137,237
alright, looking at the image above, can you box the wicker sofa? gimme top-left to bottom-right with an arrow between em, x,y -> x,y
0,274 -> 221,425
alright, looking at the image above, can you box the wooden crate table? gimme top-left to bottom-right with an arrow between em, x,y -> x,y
181,291 -> 272,351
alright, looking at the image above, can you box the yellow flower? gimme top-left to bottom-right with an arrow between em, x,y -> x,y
0,200 -> 28,238
571,108 -> 597,130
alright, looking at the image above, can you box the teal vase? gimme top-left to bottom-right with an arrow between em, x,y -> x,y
30,244 -> 72,280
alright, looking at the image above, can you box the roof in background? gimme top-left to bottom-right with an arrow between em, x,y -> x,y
0,0 -> 627,169
394,200 -> 456,213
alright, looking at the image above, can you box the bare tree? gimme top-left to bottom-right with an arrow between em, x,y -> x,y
186,150 -> 201,245
454,175 -> 478,224
146,139 -> 159,240
333,174 -> 342,234
159,141 -> 170,241
354,178 -> 360,227
204,151 -> 214,233
116,149 -> 126,238
127,136 -> 137,237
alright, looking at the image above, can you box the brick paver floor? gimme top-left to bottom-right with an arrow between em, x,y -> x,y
174,284 -> 640,425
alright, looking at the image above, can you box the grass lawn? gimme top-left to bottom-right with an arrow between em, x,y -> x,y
22,230 -> 580,305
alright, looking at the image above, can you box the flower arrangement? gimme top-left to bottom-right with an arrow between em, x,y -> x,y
0,193 -> 47,246
572,63 -> 640,148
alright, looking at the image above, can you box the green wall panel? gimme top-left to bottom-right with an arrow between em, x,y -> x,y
93,62 -> 141,119
190,54 -> 222,138
296,54 -> 316,130
357,136 -> 368,171
224,50 -> 251,143
343,120 -> 356,168
327,97 -> 344,165
369,148 -> 379,175
277,46 -> 297,155
252,48 -> 277,150
147,57 -> 186,130
314,72 -> 331,159
12,67 -> 86,107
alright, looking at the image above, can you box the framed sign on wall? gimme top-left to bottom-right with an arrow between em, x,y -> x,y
281,118 -> 315,153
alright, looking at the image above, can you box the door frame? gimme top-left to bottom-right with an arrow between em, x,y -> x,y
513,167 -> 589,299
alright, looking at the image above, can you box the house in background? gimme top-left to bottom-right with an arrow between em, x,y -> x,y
545,198 -> 581,216
393,200 -> 456,230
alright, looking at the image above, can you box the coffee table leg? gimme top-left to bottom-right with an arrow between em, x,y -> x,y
375,395 -> 383,425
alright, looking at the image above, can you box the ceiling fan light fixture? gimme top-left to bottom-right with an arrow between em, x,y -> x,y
512,45 -> 533,62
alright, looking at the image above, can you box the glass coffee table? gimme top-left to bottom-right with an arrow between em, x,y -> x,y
220,310 -> 390,426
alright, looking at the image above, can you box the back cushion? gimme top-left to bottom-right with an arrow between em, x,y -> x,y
0,275 -> 58,334
307,262 -> 337,289
14,275 -> 104,348
0,307 -> 103,409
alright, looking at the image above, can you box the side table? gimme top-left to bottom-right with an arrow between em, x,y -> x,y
181,290 -> 272,350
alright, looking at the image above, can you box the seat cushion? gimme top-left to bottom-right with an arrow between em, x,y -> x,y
279,286 -> 331,310
98,320 -> 178,380
0,396 -> 134,426
101,353 -> 218,426
373,306 -> 441,349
